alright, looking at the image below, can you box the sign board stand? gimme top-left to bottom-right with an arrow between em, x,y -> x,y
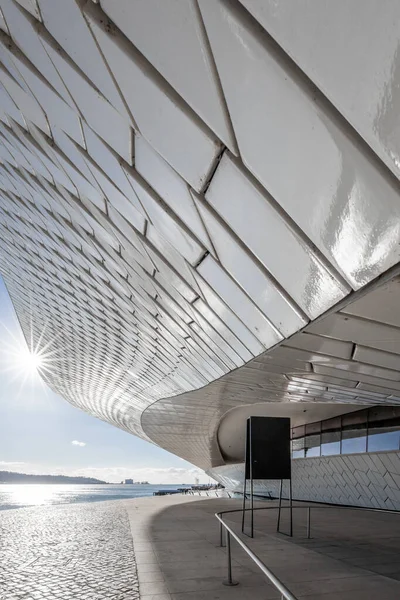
241,416 -> 292,538
241,422 -> 254,537
276,477 -> 293,537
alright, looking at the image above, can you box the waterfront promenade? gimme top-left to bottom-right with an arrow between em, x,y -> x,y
2,495 -> 400,599
0,501 -> 139,600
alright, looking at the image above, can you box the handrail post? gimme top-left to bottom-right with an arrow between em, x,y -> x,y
223,531 -> 239,586
219,520 -> 225,547
307,507 -> 311,539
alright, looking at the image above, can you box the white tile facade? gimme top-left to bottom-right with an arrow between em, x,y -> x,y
211,451 -> 400,510
239,0 -> 400,181
0,0 -> 400,480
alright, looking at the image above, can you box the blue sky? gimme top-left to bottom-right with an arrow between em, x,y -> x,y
0,277 -> 209,483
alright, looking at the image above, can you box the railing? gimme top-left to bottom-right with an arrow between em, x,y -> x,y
216,503 -> 400,596
215,511 -> 298,599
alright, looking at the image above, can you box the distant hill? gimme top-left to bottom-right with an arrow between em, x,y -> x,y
0,470 -> 108,484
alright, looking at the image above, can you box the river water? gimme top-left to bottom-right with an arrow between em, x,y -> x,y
0,483 -> 191,510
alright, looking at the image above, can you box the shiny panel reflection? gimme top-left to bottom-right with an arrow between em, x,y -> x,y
1,0 -> 400,474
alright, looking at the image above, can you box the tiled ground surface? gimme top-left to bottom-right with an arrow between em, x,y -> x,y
2,495 -> 400,600
124,494 -> 400,600
0,502 -> 139,600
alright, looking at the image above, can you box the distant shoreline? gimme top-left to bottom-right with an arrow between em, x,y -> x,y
0,470 -> 107,485
0,482 -> 111,485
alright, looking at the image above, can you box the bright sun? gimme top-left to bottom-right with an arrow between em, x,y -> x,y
1,331 -> 50,384
0,309 -> 56,396
16,347 -> 44,375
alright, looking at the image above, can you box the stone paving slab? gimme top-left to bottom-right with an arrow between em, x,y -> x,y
0,502 -> 139,600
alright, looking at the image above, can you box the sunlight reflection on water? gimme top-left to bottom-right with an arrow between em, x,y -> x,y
0,484 -> 189,510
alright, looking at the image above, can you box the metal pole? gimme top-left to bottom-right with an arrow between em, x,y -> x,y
289,479 -> 293,538
241,478 -> 247,533
250,418 -> 254,538
220,520 -> 224,547
307,507 -> 311,539
250,468 -> 254,538
242,424 -> 248,533
222,531 -> 239,586
277,479 -> 283,533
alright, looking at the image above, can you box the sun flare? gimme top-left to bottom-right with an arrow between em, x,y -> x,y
0,311 -> 57,391
15,347 -> 44,375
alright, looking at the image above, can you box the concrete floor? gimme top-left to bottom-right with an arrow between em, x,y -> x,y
123,494 -> 400,600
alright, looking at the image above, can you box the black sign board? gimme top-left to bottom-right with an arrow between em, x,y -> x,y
245,416 -> 291,480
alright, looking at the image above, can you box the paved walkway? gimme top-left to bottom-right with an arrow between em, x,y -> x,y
125,495 -> 400,600
2,495 -> 400,599
0,501 -> 139,600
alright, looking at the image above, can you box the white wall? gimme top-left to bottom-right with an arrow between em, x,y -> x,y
210,451 -> 400,510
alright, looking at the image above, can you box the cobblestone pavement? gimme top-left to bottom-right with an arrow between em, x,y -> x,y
0,502 -> 139,600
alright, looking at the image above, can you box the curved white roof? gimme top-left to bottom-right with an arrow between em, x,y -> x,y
1,0 -> 400,469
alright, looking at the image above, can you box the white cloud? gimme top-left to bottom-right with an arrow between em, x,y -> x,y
12,464 -> 212,484
67,466 -> 214,484
0,462 -> 215,484
71,440 -> 86,447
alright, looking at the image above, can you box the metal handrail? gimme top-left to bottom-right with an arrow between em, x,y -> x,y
215,511 -> 298,599
219,502 -> 400,539
216,502 -> 400,595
